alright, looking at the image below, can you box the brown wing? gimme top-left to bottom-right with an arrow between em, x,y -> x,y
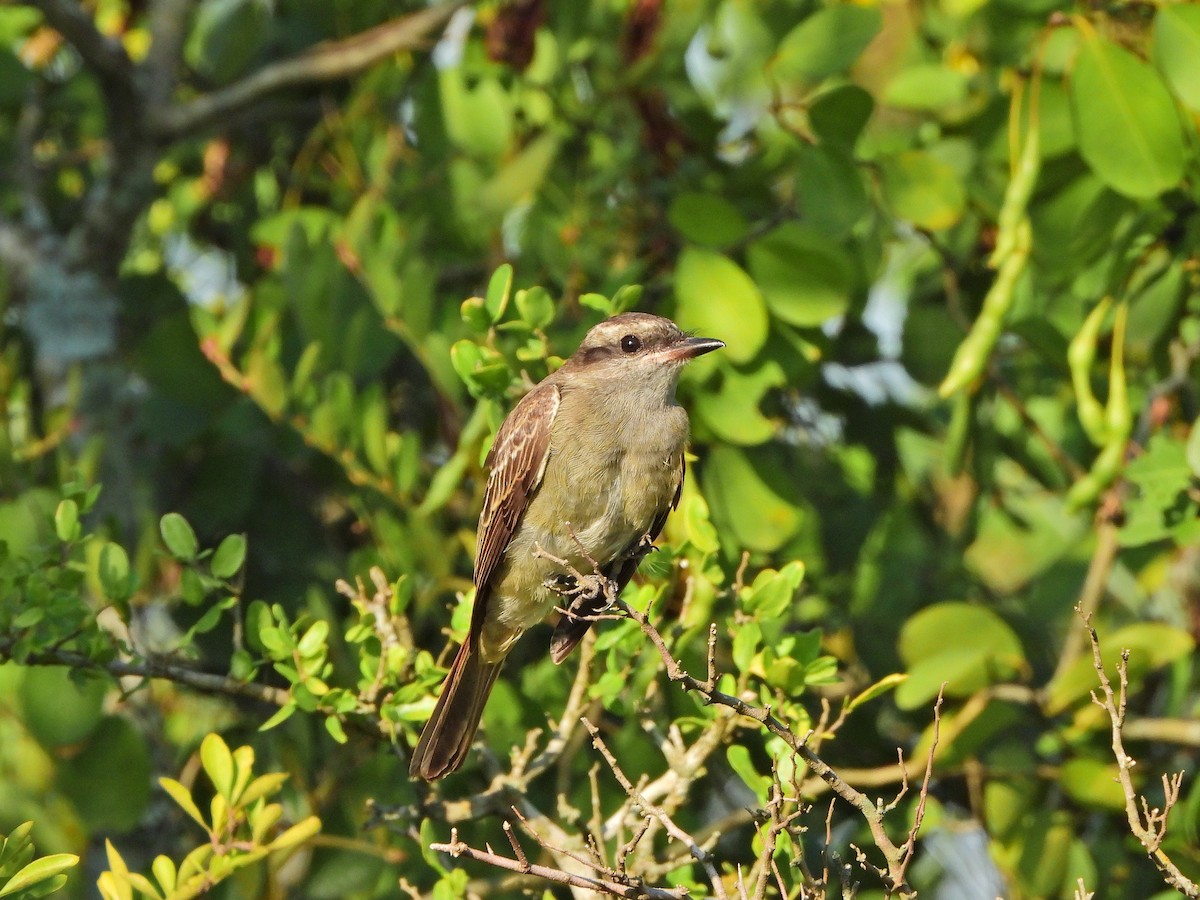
470,382 -> 560,634
549,452 -> 685,663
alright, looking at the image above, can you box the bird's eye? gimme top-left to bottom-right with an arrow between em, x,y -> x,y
620,334 -> 641,353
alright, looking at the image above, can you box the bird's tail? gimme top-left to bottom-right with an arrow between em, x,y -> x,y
409,640 -> 503,781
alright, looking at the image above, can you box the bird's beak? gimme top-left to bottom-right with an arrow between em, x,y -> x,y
666,335 -> 725,362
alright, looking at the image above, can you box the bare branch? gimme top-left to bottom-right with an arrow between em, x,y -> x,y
1,639 -> 291,708
895,684 -> 946,890
151,2 -> 466,139
1082,610 -> 1200,898
583,717 -> 729,900
430,828 -> 691,900
614,595 -> 920,898
140,0 -> 193,112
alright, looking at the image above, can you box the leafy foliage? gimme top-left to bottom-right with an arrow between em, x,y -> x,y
1,0 -> 1200,898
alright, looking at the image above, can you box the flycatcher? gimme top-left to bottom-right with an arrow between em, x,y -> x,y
410,312 -> 723,780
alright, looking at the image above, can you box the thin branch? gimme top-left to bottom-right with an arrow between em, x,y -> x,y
614,595 -> 920,898
1082,611 -> 1199,898
1,639 -> 290,707
583,717 -> 729,900
894,685 -> 946,892
430,828 -> 690,900
151,2 -> 466,139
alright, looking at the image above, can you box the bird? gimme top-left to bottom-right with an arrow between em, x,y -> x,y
409,312 -> 723,781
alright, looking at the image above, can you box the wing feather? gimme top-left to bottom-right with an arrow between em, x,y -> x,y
470,383 -> 559,634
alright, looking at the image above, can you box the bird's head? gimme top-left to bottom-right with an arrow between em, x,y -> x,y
565,312 -> 724,379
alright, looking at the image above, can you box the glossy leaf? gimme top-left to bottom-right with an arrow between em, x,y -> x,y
772,6 -> 882,82
880,150 -> 965,230
1153,5 -> 1200,112
160,512 -> 199,561
673,247 -> 768,365
747,223 -> 854,327
1070,31 -> 1186,198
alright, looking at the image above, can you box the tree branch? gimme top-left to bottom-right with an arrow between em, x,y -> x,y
140,0 -> 192,113
26,0 -> 132,87
0,639 -> 291,708
614,596 -> 924,899
150,2 -> 466,139
582,716 -> 729,900
430,827 -> 690,899
1083,610 -> 1199,898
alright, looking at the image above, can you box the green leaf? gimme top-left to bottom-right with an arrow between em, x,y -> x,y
19,667 -> 107,748
515,286 -> 555,329
460,297 -> 490,333
703,446 -> 804,552
772,6 -> 882,82
160,777 -> 208,829
1120,433 -> 1200,546
98,542 -> 132,603
1070,31 -> 1186,199
484,264 -> 513,322
269,816 -> 321,851
200,733 -> 235,800
666,193 -> 748,248
184,0 -> 269,82
477,132 -> 560,215
160,512 -> 199,561
0,854 -> 79,897
692,359 -> 784,446
896,602 -> 1025,708
210,534 -> 247,579
151,856 -> 176,895
259,703 -> 297,732
726,745 -> 770,804
674,246 -> 768,364
1188,416 -> 1200,477
579,292 -> 612,314
732,621 -> 761,673
439,69 -> 512,159
54,499 -> 79,543
881,150 -> 966,230
747,223 -> 854,327
325,716 -> 348,744
1153,5 -> 1200,112
610,284 -> 643,314
846,673 -> 906,713
884,63 -> 970,113
1059,757 -> 1125,811
808,84 -> 874,149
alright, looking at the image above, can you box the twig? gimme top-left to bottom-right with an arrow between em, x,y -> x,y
1082,610 -> 1199,898
894,685 -> 946,893
430,828 -> 690,900
614,596 -> 920,898
1,639 -> 291,707
583,717 -> 730,900
151,2 -> 465,138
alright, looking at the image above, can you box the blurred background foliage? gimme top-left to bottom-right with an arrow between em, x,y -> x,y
1,0 -> 1200,896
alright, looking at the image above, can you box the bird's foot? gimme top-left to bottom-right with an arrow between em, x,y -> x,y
533,540 -> 619,618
